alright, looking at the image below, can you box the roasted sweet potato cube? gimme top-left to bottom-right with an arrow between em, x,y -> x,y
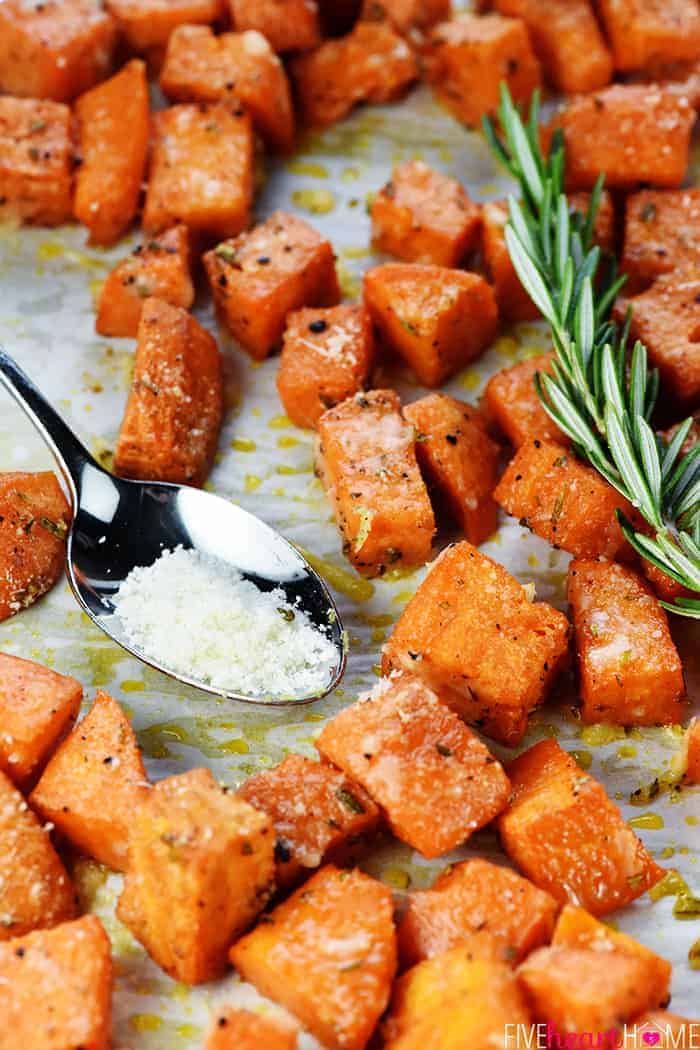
370,161 -> 481,267
403,394 -> 500,544
0,98 -> 74,227
143,102 -> 254,239
291,22 -> 418,128
29,691 -> 150,872
364,264 -> 498,387
160,26 -> 295,151
599,0 -> 700,73
316,676 -> 510,858
204,210 -> 340,359
105,0 -> 225,51
622,189 -> 700,289
483,353 -> 568,448
382,542 -> 570,746
118,767 -> 274,985
0,0 -> 117,102
360,0 -> 450,36
277,305 -> 376,429
95,225 -> 195,338
398,858 -> 558,970
314,390 -> 435,577
0,472 -> 71,623
481,200 -> 540,324
205,1008 -> 298,1050
498,739 -> 664,915
682,717 -> 700,783
229,0 -> 321,52
230,865 -> 396,1050
114,298 -> 223,486
425,13 -> 541,128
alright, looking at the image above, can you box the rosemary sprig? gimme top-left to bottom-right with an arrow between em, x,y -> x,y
483,84 -> 700,618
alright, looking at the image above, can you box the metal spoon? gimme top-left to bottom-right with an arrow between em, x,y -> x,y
0,348 -> 346,704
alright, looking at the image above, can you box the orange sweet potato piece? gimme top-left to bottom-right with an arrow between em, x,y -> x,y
95,225 -> 194,338
499,739 -> 664,915
0,915 -> 112,1050
0,98 -> 74,227
481,200 -> 540,324
29,691 -> 150,872
398,858 -> 558,969
238,754 -> 381,890
315,389 -> 436,577
277,305 -> 376,429
143,101 -> 253,239
0,472 -> 71,623
370,160 -> 482,267
682,717 -> 700,783
622,189 -> 700,289
114,298 -> 223,486
204,210 -> 340,359
364,264 -> 498,387
118,767 -> 274,985
403,393 -> 500,544
160,25 -> 295,151
360,0 -> 450,37
598,0 -> 700,73
229,0 -> 321,52
316,676 -> 511,858
205,1008 -> 297,1050
105,0 -> 225,51
0,653 -> 82,791
230,865 -> 397,1050
483,353 -> 568,448
382,542 -> 571,746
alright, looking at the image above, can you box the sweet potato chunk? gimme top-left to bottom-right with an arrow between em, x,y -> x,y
316,676 -> 510,858
230,865 -> 396,1050
0,653 -> 82,791
360,0 -> 450,37
105,0 -> 224,51
229,0 -> 321,52
0,916 -> 112,1050
382,542 -> 570,745
481,200 -> 540,324
682,717 -> 700,783
315,390 -> 435,577
398,858 -> 558,969
425,13 -> 541,128
73,60 -> 149,246
160,26 -> 295,151
204,210 -> 340,359
95,225 -> 195,338
364,264 -> 498,387
598,0 -> 700,73
403,394 -> 500,544
370,161 -> 481,267
118,767 -> 274,985
277,305 -> 376,429
483,353 -> 567,448
205,1009 -> 297,1050
143,101 -> 254,239
114,298 -> 223,486
291,22 -> 418,128
499,739 -> 664,915
0,0 -> 117,102
238,754 -> 381,890
622,189 -> 700,289
0,98 -> 73,227
29,691 -> 150,872
0,472 -> 71,623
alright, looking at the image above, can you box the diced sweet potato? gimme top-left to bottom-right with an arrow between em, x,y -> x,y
0,472 -> 71,623
398,858 -> 559,969
0,0 -> 117,102
633,1012 -> 697,1047
598,0 -> 700,73
370,160 -> 481,267
73,60 -> 149,246
160,26 -> 295,151
118,767 -> 274,985
364,264 -> 498,387
114,298 -> 223,486
29,691 -> 150,872
382,542 -> 571,745
682,717 -> 700,783
481,200 -> 540,324
498,739 -> 664,915
403,394 -> 500,544
238,754 -> 381,890
229,0 -> 321,52
230,865 -> 396,1050
95,225 -> 194,338
291,22 -> 418,128
314,390 -> 435,577
622,189 -> 700,289
0,769 -> 77,940
0,916 -> 112,1050
143,101 -> 254,239
204,210 -> 340,360
360,0 -> 450,37
277,305 -> 376,429
205,1008 -> 298,1050
0,653 -> 82,791
483,353 -> 567,448
105,0 -> 225,51
316,676 -> 511,858
425,13 -> 541,128
0,98 -> 74,227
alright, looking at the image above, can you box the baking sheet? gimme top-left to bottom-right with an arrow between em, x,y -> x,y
0,78 -> 698,1046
